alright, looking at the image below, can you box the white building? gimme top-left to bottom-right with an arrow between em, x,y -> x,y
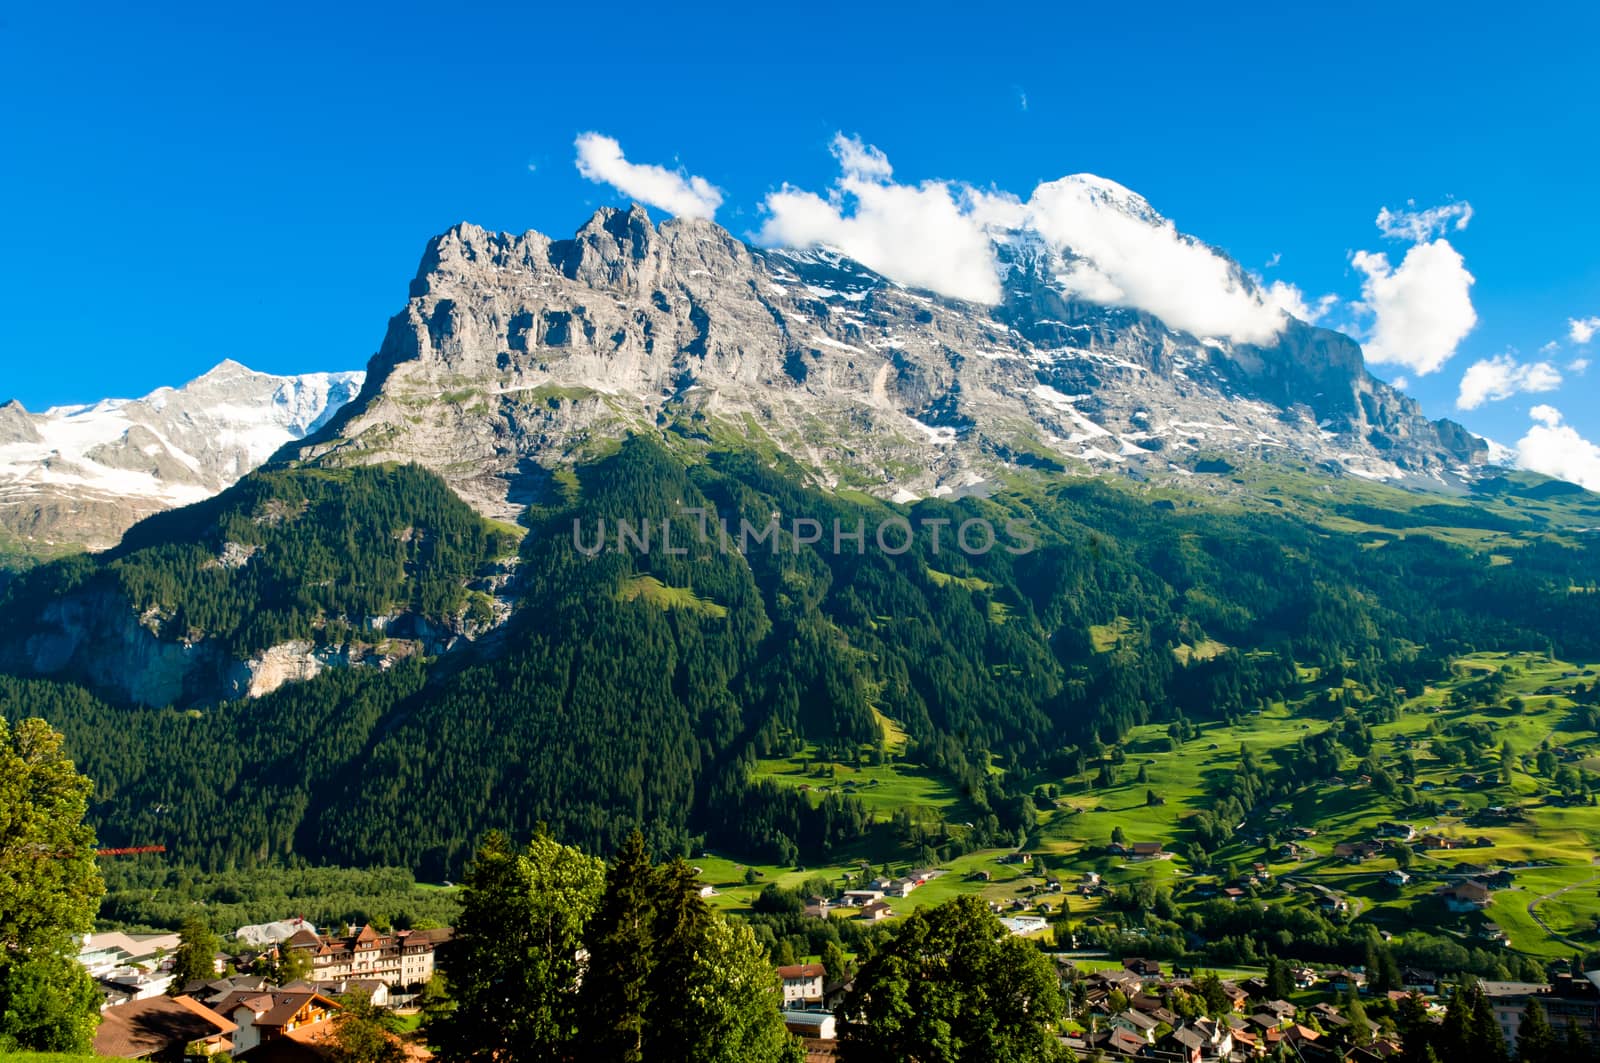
775,963 -> 826,1007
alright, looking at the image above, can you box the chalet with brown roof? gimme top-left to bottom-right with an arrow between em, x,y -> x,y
1438,880 -> 1492,912
1263,999 -> 1297,1019
1334,841 -> 1384,863
857,899 -> 893,921
1163,1026 -> 1205,1063
210,988 -> 339,1056
1094,1026 -> 1151,1058
94,994 -> 236,1061
1122,957 -> 1162,978
1418,834 -> 1463,851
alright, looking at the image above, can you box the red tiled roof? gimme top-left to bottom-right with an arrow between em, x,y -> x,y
776,963 -> 826,979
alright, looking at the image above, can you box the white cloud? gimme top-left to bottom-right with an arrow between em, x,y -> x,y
1455,353 -> 1563,409
1570,316 -> 1600,344
831,135 -> 894,182
1390,375 -> 1411,391
1540,340 -> 1561,354
573,133 -> 723,220
1265,281 -> 1338,325
760,137 -> 1298,343
1350,240 -> 1477,375
1375,199 -> 1473,242
1024,175 -> 1291,343
1571,357 -> 1591,373
759,135 -> 1014,304
1515,406 -> 1600,491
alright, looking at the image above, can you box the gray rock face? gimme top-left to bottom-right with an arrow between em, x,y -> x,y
293,206 -> 1485,520
0,361 -> 364,555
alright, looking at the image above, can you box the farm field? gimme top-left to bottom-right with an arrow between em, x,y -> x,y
695,648 -> 1600,968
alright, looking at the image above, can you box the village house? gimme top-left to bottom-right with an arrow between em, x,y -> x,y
1111,1009 -> 1159,1042
858,900 -> 893,922
1418,834 -> 1464,851
209,988 -> 340,1056
1122,957 -> 1163,979
1327,969 -> 1367,994
94,994 -> 236,1061
1163,1025 -> 1205,1063
78,931 -> 185,981
776,963 -> 826,1007
1334,841 -> 1383,863
1403,969 -> 1441,994
782,1009 -> 837,1041
1438,880 -> 1493,912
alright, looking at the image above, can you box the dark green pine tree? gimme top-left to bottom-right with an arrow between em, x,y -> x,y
168,914 -> 220,993
1517,998 -> 1555,1063
1467,982 -> 1511,1063
642,857 -> 713,1060
578,832 -> 660,1063
1557,1019 -> 1590,1063
1264,957 -> 1291,1000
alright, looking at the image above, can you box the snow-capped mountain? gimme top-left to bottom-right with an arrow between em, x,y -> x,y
0,361 -> 363,553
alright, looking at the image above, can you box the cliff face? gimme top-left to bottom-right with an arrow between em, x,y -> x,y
292,206 -> 1485,523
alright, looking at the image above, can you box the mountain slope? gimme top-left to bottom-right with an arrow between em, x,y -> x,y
2,436 -> 1595,874
0,360 -> 363,558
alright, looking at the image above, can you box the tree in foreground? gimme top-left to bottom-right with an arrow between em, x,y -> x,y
329,986 -> 405,1063
429,829 -> 606,1063
0,717 -> 105,1052
837,895 -> 1070,1062
169,913 -> 221,993
432,828 -> 801,1063
577,831 -> 803,1063
1516,997 -> 1555,1062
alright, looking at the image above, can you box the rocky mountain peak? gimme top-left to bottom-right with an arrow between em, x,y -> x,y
286,206 -> 1489,524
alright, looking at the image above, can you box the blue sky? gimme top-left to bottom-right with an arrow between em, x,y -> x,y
3,1 -> 1596,483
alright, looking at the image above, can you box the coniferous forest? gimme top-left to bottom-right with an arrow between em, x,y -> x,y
0,437 -> 1594,879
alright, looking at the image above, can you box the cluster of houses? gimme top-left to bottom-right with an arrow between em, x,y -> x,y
803,869 -> 938,923
1068,957 -> 1600,1058
1069,960 -> 1391,1062
79,921 -> 452,1061
76,921 -> 451,1014
91,981 -> 360,1062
